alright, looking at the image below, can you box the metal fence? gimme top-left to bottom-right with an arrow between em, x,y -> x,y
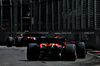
0,0 -> 99,32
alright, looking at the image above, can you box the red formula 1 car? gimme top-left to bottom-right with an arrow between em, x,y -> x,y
27,36 -> 86,61
6,34 -> 86,61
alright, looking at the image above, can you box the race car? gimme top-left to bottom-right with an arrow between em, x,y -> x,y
26,36 -> 86,61
15,34 -> 41,47
6,34 -> 86,61
6,34 -> 22,47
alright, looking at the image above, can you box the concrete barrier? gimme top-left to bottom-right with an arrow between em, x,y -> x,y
0,31 -> 99,50
0,32 -> 8,45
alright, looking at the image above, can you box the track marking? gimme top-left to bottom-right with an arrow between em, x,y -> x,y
87,49 -> 100,58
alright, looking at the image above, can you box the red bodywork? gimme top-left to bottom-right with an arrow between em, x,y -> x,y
39,43 -> 62,48
26,37 -> 34,39
39,41 -> 75,49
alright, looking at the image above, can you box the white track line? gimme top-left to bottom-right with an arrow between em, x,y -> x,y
88,52 -> 100,58
87,49 -> 100,58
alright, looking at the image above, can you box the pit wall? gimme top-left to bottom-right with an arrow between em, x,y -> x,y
0,31 -> 100,50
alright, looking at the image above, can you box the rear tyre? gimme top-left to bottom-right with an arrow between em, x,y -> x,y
64,44 -> 76,61
15,37 -> 23,47
7,37 -> 13,47
27,43 -> 40,61
76,42 -> 85,58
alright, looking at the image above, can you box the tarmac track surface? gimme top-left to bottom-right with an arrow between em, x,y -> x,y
0,46 -> 100,66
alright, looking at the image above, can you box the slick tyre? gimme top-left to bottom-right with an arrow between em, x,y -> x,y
16,37 -> 23,47
27,43 -> 40,61
76,42 -> 85,58
7,37 -> 13,47
64,44 -> 76,61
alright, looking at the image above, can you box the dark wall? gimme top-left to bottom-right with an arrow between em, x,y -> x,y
0,31 -> 100,50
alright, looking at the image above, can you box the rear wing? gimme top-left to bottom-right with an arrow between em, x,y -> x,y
34,38 -> 65,43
